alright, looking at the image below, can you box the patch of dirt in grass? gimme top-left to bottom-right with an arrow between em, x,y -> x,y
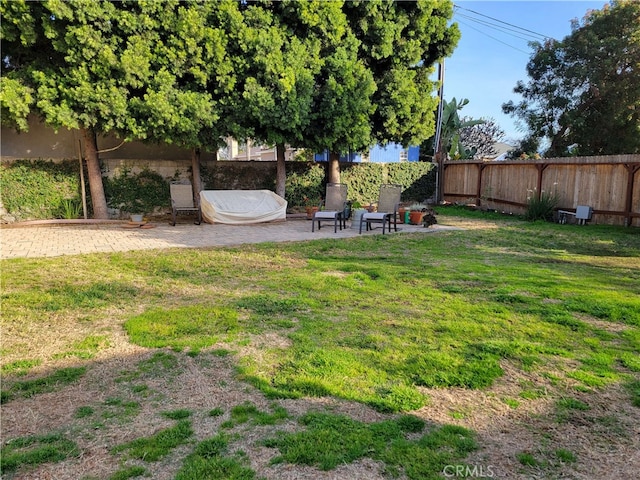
413,360 -> 640,479
263,458 -> 389,480
438,215 -> 506,230
576,313 -> 630,333
2,347 -> 638,480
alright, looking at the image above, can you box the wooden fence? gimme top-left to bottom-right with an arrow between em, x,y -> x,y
442,155 -> 640,226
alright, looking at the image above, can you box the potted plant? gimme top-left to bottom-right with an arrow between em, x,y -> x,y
125,203 -> 145,223
110,194 -> 145,222
350,201 -> 368,230
303,195 -> 322,219
407,203 -> 428,225
421,207 -> 438,227
112,192 -> 146,222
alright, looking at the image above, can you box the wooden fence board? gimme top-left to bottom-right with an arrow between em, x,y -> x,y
443,155 -> 640,226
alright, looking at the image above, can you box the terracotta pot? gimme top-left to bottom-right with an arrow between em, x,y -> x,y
398,207 -> 407,223
305,206 -> 319,219
409,210 -> 425,225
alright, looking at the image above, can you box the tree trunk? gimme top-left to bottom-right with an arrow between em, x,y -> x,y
328,151 -> 341,183
191,147 -> 202,196
81,127 -> 109,219
276,143 -> 286,198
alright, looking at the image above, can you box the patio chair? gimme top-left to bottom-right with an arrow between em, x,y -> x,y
359,184 -> 402,234
170,183 -> 202,226
312,183 -> 348,233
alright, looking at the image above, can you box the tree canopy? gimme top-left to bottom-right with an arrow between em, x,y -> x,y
1,0 -> 460,216
502,0 -> 640,157
1,0 -> 244,216
344,0 -> 459,148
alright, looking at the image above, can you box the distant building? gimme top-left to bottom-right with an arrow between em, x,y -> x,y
314,143 -> 420,163
481,142 -> 513,161
219,138 -> 301,161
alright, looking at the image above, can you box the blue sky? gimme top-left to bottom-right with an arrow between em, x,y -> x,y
444,0 -> 607,143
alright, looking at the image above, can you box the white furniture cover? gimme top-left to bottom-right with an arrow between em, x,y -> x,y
200,190 -> 287,224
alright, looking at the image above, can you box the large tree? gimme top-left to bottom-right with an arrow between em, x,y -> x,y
303,28 -> 376,183
120,0 -> 240,194
305,0 -> 460,183
502,0 -> 640,157
1,1 -> 240,215
459,116 -> 505,159
2,0 -> 127,218
2,0 -> 460,208
239,0 -> 460,186
296,1 -> 377,184
345,0 -> 460,147
229,1 -> 324,197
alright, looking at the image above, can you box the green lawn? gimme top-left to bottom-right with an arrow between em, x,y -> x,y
1,208 -> 639,479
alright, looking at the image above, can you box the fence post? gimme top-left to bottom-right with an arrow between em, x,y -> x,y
624,163 -> 640,227
536,163 -> 549,200
476,163 -> 487,207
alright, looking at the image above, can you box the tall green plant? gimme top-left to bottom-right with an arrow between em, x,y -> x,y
524,189 -> 559,222
59,199 -> 82,220
439,98 -> 485,160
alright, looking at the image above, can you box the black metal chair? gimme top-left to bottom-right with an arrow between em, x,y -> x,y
359,184 -> 402,234
312,183 -> 348,233
170,183 -> 202,226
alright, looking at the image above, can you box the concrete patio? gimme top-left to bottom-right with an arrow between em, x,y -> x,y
0,215 -> 458,260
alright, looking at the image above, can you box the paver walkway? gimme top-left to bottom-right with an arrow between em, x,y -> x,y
0,217 -> 458,260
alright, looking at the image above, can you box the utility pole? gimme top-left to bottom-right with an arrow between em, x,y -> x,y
434,60 -> 445,204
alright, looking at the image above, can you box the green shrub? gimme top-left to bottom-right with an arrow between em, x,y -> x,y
340,163 -> 385,205
341,162 -> 436,206
525,189 -> 559,222
387,162 -> 436,202
1,159 -> 435,217
104,167 -> 170,216
284,163 -> 325,207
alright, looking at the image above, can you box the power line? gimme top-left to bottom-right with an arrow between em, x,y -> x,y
455,11 -> 542,43
454,4 -> 555,41
455,18 -> 532,55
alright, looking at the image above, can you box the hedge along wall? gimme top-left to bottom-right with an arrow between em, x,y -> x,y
0,158 -> 436,221
0,159 -> 86,222
341,161 -> 436,206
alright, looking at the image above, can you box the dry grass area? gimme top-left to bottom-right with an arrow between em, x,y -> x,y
2,334 -> 639,479
2,344 -> 393,480
418,363 -> 640,479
